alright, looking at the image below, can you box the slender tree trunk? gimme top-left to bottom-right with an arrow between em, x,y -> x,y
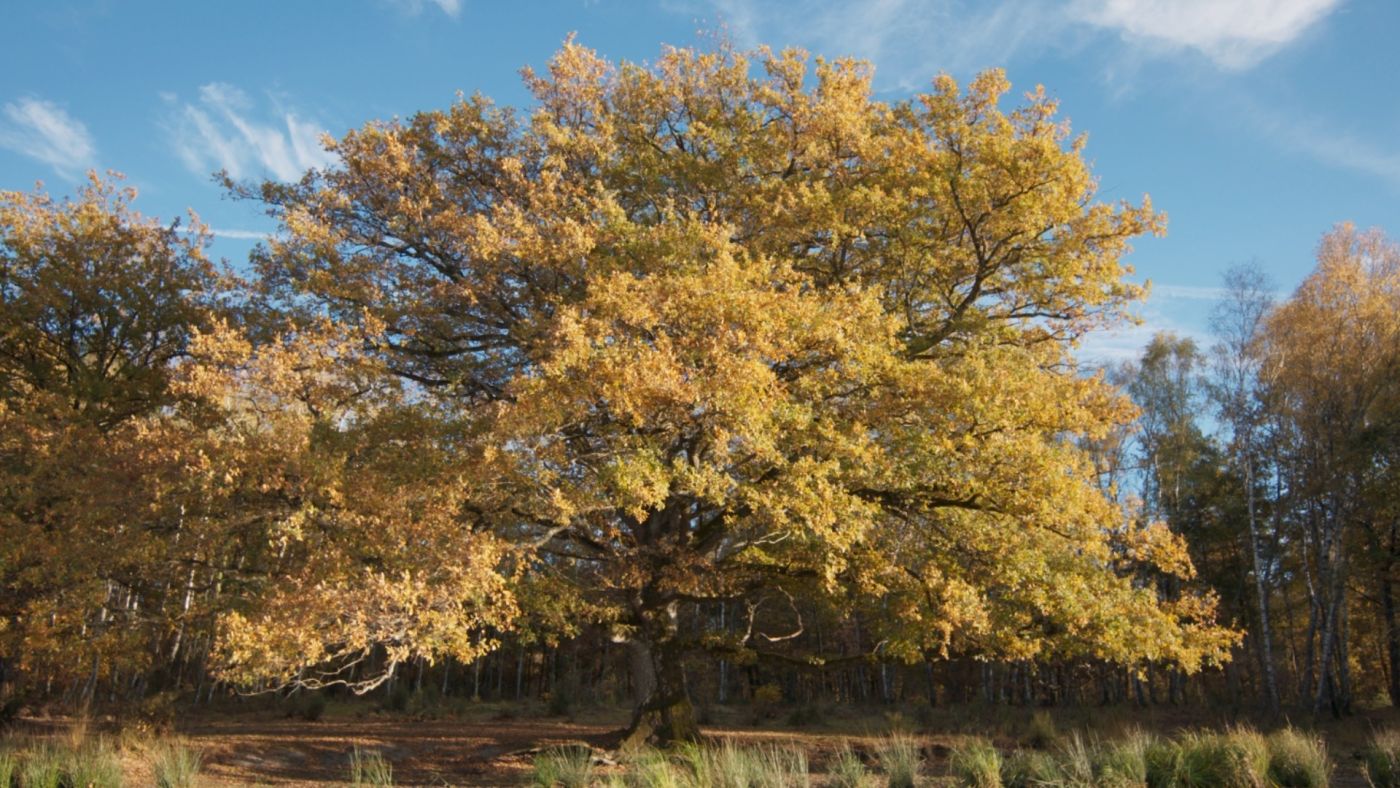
1385,572 -> 1400,706
1243,455 -> 1280,713
1335,597 -> 1353,714
1301,512 -> 1320,700
718,602 -> 728,704
1313,575 -> 1343,714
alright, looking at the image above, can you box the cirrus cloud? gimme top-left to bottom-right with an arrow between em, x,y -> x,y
0,97 -> 97,179
164,83 -> 337,182
693,0 -> 1341,86
385,0 -> 462,18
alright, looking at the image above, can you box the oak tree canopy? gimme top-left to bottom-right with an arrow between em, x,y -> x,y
223,39 -> 1233,743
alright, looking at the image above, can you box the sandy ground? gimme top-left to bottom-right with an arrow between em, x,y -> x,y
5,702 -> 1389,785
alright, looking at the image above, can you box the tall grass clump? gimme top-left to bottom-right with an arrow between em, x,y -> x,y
18,742 -> 64,788
618,744 -> 683,788
63,738 -> 124,787
151,740 -> 204,788
1363,729 -> 1400,787
1144,737 -> 1182,788
676,740 -> 810,788
1267,727 -> 1329,787
951,739 -> 1002,788
350,745 -> 394,786
879,732 -> 922,788
1095,732 -> 1150,788
697,740 -> 795,788
1175,728 -> 1269,788
679,739 -> 741,788
671,741 -> 715,787
999,749 -> 1059,788
0,751 -> 14,788
532,745 -> 595,788
622,747 -> 689,788
749,745 -> 809,788
827,743 -> 871,788
1057,732 -> 1099,787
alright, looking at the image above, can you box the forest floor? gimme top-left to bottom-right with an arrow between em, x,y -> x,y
7,700 -> 1395,785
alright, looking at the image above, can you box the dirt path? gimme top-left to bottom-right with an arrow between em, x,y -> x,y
183,714 -> 622,785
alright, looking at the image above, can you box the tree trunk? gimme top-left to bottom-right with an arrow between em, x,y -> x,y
1385,573 -> 1400,706
1243,455 -> 1280,714
618,638 -> 698,748
1313,582 -> 1343,714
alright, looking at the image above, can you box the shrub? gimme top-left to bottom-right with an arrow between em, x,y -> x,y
1267,727 -> 1329,788
879,732 -> 921,788
884,711 -> 912,734
1024,711 -> 1059,750
786,703 -> 824,728
547,688 -> 574,718
1363,729 -> 1400,787
151,740 -> 204,788
350,746 -> 394,786
1000,749 -> 1059,788
132,691 -> 179,733
300,692 -> 328,722
751,683 -> 783,724
828,743 -> 871,788
752,683 -> 783,705
532,745 -> 595,788
914,704 -> 938,730
385,684 -> 411,713
0,697 -> 21,728
951,739 -> 1002,788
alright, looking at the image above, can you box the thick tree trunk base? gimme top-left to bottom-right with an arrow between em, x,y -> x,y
616,694 -> 700,750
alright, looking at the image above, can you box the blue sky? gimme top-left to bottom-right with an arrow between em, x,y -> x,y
3,0 -> 1396,361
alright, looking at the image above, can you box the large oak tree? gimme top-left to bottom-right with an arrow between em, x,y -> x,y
225,40 -> 1233,742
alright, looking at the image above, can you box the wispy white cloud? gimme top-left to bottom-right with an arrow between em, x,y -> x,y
209,227 -> 271,240
1070,0 -> 1340,69
1245,102 -> 1400,189
1078,310 -> 1211,364
179,226 -> 272,241
1147,283 -> 1228,301
0,97 -> 97,178
385,0 -> 461,18
164,83 -> 336,182
702,0 -> 1064,86
693,0 -> 1337,85
1077,281 -> 1224,363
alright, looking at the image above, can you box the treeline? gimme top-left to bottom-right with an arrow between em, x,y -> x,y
1097,229 -> 1400,716
0,41 -> 1392,738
